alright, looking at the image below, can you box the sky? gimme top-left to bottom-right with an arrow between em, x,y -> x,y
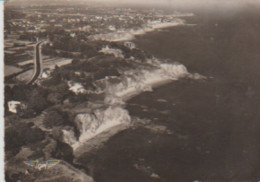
93,0 -> 260,9
6,0 -> 260,7
4,0 -> 260,16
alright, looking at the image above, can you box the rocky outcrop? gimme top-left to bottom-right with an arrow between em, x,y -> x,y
60,106 -> 131,155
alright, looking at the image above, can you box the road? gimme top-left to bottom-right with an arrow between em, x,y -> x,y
27,41 -> 45,85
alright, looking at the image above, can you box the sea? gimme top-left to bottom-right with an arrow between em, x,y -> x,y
76,9 -> 260,182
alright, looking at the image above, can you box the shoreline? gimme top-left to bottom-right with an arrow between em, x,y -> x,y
72,78 -> 173,158
69,61 -> 196,155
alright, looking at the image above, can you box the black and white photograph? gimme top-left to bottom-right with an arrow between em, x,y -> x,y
3,0 -> 260,181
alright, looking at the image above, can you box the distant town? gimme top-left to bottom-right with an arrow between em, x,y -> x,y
4,6 -> 192,82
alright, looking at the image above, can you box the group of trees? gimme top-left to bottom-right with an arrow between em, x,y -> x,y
42,38 -> 102,59
5,84 -> 50,118
109,42 -> 152,61
5,111 -> 74,164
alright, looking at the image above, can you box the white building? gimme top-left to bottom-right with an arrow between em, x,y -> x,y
8,101 -> 21,113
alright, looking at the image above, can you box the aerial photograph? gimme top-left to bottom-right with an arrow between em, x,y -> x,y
3,0 -> 260,181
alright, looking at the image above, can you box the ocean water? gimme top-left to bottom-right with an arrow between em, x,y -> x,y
77,11 -> 260,182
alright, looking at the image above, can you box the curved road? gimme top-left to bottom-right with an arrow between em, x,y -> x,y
27,41 -> 45,85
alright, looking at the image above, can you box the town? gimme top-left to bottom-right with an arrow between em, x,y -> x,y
4,6 -> 192,82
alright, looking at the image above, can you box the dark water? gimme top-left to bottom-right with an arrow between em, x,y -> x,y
79,10 -> 260,182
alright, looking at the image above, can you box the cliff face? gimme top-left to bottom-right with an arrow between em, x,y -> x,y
4,51 -> 205,182
74,106 -> 131,147
60,106 -> 132,158
60,59 -> 204,158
